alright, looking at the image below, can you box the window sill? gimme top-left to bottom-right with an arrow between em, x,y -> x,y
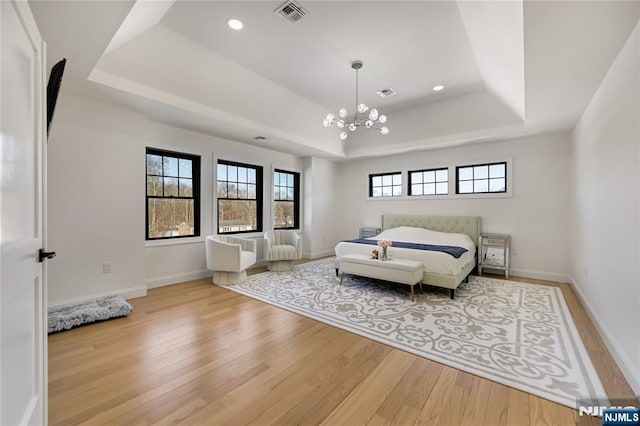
145,236 -> 205,248
366,192 -> 512,201
451,192 -> 512,199
217,230 -> 302,239
366,196 -> 404,201
217,232 -> 265,239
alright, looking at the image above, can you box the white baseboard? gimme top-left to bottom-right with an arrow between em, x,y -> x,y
145,269 -> 212,289
568,275 -> 640,395
508,267 -> 571,283
48,285 -> 147,309
303,249 -> 334,260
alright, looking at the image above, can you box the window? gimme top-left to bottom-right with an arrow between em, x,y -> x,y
273,169 -> 300,229
456,162 -> 507,194
409,168 -> 448,196
369,172 -> 402,197
217,159 -> 263,234
146,148 -> 200,240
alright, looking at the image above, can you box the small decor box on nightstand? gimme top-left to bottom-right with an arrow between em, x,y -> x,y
359,227 -> 381,238
479,233 -> 511,277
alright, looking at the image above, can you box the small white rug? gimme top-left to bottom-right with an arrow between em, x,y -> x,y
221,258 -> 607,408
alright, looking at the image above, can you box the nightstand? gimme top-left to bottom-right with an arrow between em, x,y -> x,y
359,227 -> 381,238
478,233 -> 511,278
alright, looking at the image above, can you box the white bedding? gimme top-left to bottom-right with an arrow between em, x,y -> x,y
335,226 -> 476,276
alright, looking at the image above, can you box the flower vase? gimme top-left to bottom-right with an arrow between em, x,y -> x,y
382,247 -> 387,260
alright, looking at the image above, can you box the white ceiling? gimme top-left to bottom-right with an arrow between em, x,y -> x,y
29,0 -> 640,159
161,1 -> 484,113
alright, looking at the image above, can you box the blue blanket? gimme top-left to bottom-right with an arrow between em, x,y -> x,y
343,239 -> 468,258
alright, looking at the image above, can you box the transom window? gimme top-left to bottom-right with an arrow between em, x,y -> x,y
274,169 -> 300,229
217,159 -> 263,234
369,172 -> 402,197
146,148 -> 200,240
456,162 -> 507,194
409,168 -> 448,196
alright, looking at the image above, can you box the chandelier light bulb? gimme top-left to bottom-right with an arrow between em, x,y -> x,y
368,108 -> 378,120
380,126 -> 389,135
339,108 -> 348,118
357,103 -> 368,114
340,131 -> 348,140
337,120 -> 345,128
365,120 -> 373,128
378,114 -> 387,123
326,113 -> 335,122
349,123 -> 357,132
323,119 -> 330,127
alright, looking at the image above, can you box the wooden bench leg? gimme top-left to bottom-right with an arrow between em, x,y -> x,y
339,272 -> 344,286
335,268 -> 339,277
410,285 -> 415,302
419,282 -> 423,292
450,289 -> 455,299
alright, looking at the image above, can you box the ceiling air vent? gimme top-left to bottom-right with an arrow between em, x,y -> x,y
376,88 -> 396,98
275,0 -> 308,23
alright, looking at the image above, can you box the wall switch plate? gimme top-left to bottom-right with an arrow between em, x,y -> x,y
103,262 -> 112,274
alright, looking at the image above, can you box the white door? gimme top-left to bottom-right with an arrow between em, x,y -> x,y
1,1 -> 48,425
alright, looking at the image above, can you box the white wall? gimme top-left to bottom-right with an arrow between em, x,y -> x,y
48,94 -> 303,303
302,157 -> 340,258
335,131 -> 573,281
48,97 -> 147,304
571,23 -> 640,393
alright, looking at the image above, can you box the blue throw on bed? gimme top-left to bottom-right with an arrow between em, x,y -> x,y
342,239 -> 468,258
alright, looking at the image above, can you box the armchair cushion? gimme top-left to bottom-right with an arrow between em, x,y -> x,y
267,244 -> 298,260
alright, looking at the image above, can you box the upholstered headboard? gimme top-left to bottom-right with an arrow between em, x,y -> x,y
381,215 -> 482,247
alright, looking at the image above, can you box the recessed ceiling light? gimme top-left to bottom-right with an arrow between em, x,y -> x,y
433,85 -> 444,92
227,18 -> 243,30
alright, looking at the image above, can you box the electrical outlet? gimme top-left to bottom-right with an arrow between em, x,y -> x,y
103,262 -> 112,274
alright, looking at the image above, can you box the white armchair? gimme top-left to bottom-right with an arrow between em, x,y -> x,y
264,230 -> 302,271
206,235 -> 257,284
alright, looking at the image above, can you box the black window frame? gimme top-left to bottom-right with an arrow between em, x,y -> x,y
408,167 -> 449,196
455,161 -> 507,194
273,169 -> 300,230
369,172 -> 402,197
217,159 -> 263,234
145,147 -> 201,241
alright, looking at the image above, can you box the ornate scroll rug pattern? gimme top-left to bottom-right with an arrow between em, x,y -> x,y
221,258 -> 606,408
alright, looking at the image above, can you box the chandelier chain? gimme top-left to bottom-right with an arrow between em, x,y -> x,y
355,68 -> 359,123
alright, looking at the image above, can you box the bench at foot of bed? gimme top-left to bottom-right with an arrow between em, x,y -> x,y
337,254 -> 424,302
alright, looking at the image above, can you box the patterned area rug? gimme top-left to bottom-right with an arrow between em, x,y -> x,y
221,258 -> 606,408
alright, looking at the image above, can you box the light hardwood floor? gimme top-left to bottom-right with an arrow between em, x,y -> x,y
48,262 -> 636,425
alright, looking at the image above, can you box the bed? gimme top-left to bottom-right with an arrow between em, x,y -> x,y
335,215 -> 481,297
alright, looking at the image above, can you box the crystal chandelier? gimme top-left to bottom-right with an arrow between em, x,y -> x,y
323,60 -> 389,140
